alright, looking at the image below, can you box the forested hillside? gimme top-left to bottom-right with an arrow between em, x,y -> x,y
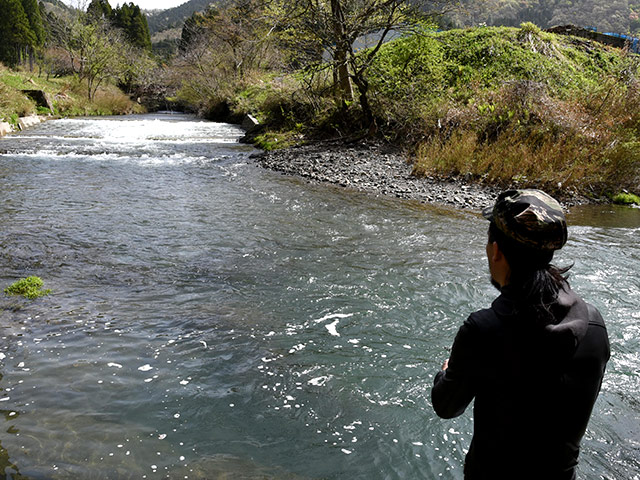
144,0 -> 640,60
146,0 -> 221,34
457,0 -> 640,35
1,0 -> 152,69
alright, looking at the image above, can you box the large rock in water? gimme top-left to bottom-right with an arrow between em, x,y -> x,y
21,89 -> 55,114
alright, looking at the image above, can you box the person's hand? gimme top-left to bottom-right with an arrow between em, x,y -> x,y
442,358 -> 449,371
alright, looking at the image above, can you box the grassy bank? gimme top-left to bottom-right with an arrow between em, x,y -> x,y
218,25 -> 640,202
0,64 -> 145,128
372,25 -> 640,201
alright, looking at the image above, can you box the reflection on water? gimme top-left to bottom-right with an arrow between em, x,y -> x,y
568,203 -> 640,229
0,114 -> 638,479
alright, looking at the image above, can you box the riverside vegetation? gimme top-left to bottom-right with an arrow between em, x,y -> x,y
207,23 -> 640,203
0,0 -> 154,126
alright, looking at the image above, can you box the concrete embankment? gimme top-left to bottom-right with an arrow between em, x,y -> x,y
17,115 -> 43,130
0,115 -> 47,138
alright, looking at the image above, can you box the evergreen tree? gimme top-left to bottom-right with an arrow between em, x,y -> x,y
21,0 -> 45,46
0,0 -> 36,66
87,0 -> 113,21
113,2 -> 152,51
179,8 -> 218,52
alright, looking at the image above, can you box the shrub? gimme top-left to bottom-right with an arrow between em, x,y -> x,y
612,192 -> 640,204
519,22 -> 541,36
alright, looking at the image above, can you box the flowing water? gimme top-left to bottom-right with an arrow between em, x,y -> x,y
0,113 -> 638,479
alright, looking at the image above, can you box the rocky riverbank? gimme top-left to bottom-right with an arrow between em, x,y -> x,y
252,140 -> 588,211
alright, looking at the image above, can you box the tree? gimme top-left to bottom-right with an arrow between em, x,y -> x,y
179,2 -> 282,78
549,0 -> 630,33
113,2 -> 152,51
21,0 -> 45,69
87,0 -> 113,21
81,22 -> 129,100
21,0 -> 45,46
0,0 -> 37,66
172,1 -> 285,116
271,0 -> 458,128
179,7 -> 220,52
47,10 -> 131,99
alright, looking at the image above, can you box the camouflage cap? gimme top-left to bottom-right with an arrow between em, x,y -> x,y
482,189 -> 567,251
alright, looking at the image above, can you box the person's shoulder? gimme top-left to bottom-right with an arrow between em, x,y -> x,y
568,287 -> 606,329
585,301 -> 607,329
466,305 -> 502,331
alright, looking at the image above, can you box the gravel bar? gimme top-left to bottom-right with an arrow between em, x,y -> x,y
251,140 -> 503,211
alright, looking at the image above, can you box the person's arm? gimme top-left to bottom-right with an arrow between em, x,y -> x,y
431,320 -> 477,419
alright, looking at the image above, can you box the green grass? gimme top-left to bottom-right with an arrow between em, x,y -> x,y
361,25 -> 640,198
0,63 -> 144,123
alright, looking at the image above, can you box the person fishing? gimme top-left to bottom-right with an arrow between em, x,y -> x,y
432,189 -> 610,480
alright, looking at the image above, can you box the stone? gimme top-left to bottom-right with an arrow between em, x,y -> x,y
0,122 -> 14,137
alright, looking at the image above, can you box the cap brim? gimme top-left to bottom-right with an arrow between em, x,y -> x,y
482,205 -> 494,220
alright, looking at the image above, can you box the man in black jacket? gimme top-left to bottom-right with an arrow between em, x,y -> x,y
432,189 -> 610,480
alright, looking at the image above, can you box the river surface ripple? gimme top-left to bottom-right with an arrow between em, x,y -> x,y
0,113 -> 638,479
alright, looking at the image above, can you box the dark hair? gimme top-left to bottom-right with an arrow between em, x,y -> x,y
488,222 -> 571,325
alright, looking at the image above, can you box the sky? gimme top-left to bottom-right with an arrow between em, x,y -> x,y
61,0 -> 189,11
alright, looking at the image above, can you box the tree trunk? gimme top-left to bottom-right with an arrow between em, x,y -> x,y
330,0 -> 353,105
351,73 -> 375,132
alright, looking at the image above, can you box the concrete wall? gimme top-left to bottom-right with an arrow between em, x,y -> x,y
17,115 -> 42,131
0,116 -> 48,137
547,25 -> 631,50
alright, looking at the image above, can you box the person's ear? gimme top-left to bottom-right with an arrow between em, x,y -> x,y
489,241 -> 502,263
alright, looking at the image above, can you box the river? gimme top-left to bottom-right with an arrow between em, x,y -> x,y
0,113 -> 638,479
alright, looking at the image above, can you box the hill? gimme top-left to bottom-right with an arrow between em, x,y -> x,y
455,0 -> 640,35
146,0 -> 221,34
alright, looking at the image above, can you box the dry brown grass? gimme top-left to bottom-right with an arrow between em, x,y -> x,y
412,78 -> 640,197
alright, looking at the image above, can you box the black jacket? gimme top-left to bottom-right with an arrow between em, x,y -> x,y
431,285 -> 610,479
